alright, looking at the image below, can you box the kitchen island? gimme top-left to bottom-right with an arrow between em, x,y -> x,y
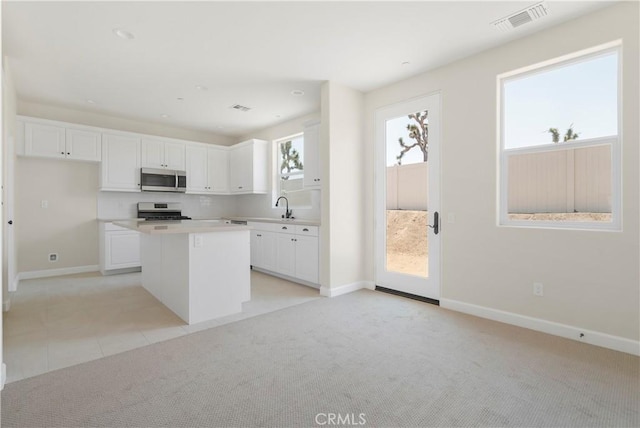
114,220 -> 251,325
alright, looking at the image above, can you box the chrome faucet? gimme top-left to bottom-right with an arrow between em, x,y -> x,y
275,196 -> 293,219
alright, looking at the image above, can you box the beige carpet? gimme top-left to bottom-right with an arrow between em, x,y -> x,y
1,289 -> 638,427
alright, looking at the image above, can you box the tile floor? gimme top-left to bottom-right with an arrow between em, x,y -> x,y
3,270 -> 321,383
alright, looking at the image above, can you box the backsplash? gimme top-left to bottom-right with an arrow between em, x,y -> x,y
97,192 -> 236,220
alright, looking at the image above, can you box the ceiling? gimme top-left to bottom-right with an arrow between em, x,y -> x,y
2,1 -> 613,138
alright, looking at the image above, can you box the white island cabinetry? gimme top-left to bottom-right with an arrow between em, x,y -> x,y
115,220 -> 251,325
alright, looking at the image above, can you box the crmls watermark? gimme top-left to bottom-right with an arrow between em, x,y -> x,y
315,413 -> 367,426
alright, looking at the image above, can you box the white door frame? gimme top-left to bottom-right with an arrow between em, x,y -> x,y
374,92 -> 441,300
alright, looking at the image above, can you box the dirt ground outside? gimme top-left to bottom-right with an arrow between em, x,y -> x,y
385,210 -> 611,278
386,210 -> 428,277
508,213 -> 612,222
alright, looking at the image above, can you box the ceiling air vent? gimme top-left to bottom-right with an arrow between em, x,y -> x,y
230,104 -> 251,112
492,1 -> 549,31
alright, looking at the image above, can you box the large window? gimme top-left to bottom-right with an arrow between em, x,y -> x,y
498,42 -> 621,230
274,134 -> 311,209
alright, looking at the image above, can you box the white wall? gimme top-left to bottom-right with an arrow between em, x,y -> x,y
15,158 -> 99,272
235,112 -> 322,221
364,3 -> 639,341
320,82 -> 366,292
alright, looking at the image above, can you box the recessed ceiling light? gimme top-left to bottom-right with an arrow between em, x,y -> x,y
195,85 -> 208,91
86,99 -> 96,104
291,90 -> 305,96
161,114 -> 171,118
113,28 -> 135,40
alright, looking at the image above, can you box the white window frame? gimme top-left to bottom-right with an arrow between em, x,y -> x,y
273,133 -> 312,209
497,40 -> 622,231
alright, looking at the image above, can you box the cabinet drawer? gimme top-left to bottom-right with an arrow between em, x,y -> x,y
295,225 -> 318,236
276,224 -> 296,234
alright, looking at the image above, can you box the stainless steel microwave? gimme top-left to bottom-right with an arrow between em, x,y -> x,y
140,168 -> 187,193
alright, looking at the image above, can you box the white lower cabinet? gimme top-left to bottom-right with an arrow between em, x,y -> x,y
275,232 -> 296,277
250,228 -> 277,272
294,234 -> 319,283
249,222 -> 319,287
100,222 -> 141,274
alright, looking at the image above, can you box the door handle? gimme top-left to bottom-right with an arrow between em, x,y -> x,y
427,211 -> 439,235
8,220 -> 13,225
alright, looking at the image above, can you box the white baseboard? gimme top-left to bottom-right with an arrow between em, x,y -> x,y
1,363 -> 6,391
2,298 -> 10,312
440,298 -> 640,356
320,280 -> 375,297
16,265 -> 99,285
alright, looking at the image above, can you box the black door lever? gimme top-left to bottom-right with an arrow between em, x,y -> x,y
427,211 -> 439,235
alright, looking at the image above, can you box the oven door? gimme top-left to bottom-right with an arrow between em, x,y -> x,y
140,168 -> 187,192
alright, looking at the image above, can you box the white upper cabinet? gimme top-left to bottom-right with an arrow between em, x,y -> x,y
100,133 -> 141,192
25,122 -> 66,158
66,128 -> 102,161
141,138 -> 186,170
207,146 -> 229,193
303,120 -> 321,189
229,139 -> 269,194
185,143 -> 229,194
24,122 -> 102,162
186,144 -> 208,193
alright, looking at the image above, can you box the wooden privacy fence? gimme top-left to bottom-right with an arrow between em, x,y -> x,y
508,144 -> 611,214
386,162 -> 428,211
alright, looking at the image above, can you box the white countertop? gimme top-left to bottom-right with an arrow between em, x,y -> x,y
114,219 -> 251,234
226,217 -> 321,226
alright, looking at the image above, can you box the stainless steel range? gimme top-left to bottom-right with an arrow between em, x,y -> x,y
137,202 -> 192,221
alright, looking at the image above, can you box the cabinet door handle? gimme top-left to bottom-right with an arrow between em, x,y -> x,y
303,228 -> 309,232
282,226 -> 287,230
257,234 -> 262,237
60,151 -> 64,155
67,152 -> 71,155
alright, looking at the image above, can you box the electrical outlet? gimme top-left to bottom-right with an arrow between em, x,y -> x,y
41,200 -> 48,209
533,282 -> 544,296
194,235 -> 203,248
48,253 -> 58,262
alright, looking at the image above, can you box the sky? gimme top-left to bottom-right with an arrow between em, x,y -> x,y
384,51 -> 618,162
503,51 -> 618,149
386,113 -> 427,166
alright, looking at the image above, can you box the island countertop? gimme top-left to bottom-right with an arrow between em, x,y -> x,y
114,219 -> 251,234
